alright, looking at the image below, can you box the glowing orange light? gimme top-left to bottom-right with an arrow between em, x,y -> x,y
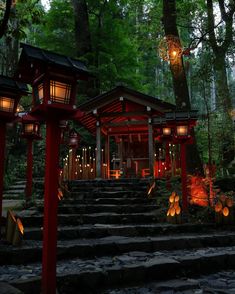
170,207 -> 175,217
215,202 -> 223,213
17,219 -> 24,235
222,207 -> 229,217
175,206 -> 181,215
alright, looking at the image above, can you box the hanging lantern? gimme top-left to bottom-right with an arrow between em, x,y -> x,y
159,35 -> 183,64
21,114 -> 42,140
68,129 -> 80,148
176,125 -> 189,137
162,127 -> 172,137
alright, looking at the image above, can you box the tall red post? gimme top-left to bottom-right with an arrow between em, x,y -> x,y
25,139 -> 33,200
0,122 -> 6,232
180,143 -> 188,211
42,119 -> 61,294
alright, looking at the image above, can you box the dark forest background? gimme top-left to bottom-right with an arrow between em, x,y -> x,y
0,0 -> 234,187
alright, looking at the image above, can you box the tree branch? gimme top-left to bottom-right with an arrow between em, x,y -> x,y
0,0 -> 12,39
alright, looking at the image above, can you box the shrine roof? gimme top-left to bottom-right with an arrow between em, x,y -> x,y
16,43 -> 91,83
79,85 -> 176,112
78,86 -> 176,134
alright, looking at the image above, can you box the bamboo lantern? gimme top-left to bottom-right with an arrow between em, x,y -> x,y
166,192 -> 181,224
12,218 -> 24,246
6,210 -> 16,243
215,195 -> 234,225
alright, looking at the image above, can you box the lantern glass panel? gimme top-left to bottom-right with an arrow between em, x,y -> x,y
0,97 -> 14,113
24,124 -> 34,134
176,125 -> 188,136
163,127 -> 171,136
50,81 -> 71,104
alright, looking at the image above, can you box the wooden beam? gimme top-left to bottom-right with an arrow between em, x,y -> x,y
100,111 -> 149,118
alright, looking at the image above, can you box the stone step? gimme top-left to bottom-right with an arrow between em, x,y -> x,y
20,212 -> 159,227
1,232 -> 235,265
37,204 -> 157,214
6,184 -> 26,190
3,190 -> 25,195
70,187 -> 147,194
5,246 -> 235,293
62,197 -> 152,205
24,223 -> 216,241
70,190 -> 147,197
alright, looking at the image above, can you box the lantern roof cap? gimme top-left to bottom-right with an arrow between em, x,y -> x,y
152,110 -> 198,125
17,43 -> 91,83
0,75 -> 28,95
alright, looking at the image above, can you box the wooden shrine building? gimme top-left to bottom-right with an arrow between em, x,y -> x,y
74,85 -> 197,180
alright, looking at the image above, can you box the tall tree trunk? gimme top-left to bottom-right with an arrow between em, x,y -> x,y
207,0 -> 235,165
0,0 -> 12,39
162,0 -> 190,109
162,0 -> 202,173
71,0 -> 99,97
71,0 -> 91,58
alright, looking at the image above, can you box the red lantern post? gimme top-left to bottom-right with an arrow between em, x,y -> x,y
0,75 -> 28,234
17,44 -> 89,294
21,114 -> 42,201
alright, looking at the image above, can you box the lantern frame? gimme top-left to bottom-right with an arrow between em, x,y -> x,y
21,114 -> 42,140
0,75 -> 28,122
175,124 -> 190,139
32,74 -> 77,117
162,126 -> 172,137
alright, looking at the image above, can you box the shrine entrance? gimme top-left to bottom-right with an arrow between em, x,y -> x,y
62,86 -> 197,180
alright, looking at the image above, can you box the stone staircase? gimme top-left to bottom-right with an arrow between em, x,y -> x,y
3,180 -> 26,200
3,178 -> 44,200
0,179 -> 235,294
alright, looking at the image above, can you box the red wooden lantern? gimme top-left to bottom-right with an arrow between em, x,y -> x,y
175,125 -> 190,139
0,75 -> 28,229
16,44 -> 90,294
0,75 -> 28,121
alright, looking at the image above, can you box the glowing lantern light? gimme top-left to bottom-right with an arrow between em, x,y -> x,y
158,35 -> 183,64
215,202 -> 223,213
175,206 -> 181,215
170,207 -> 176,217
162,127 -> 171,136
222,207 -> 229,217
176,125 -> 189,137
226,198 -> 233,208
169,194 -> 175,203
175,195 -> 180,202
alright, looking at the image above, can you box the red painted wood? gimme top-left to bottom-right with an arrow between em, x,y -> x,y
41,119 -> 61,294
26,139 -> 33,200
180,143 -> 188,211
0,122 -> 6,231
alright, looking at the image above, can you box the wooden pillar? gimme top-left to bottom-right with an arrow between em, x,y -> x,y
96,121 -> 102,178
105,135 -> 110,179
180,143 -> 188,211
148,119 -> 154,178
42,119 -> 61,294
119,137 -> 123,169
26,139 -> 33,200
